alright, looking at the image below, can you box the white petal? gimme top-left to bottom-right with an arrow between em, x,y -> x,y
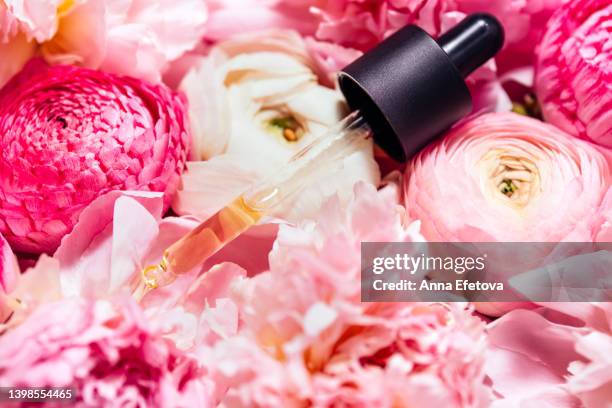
223,51 -> 312,79
172,156 -> 260,219
285,85 -> 347,125
180,53 -> 231,160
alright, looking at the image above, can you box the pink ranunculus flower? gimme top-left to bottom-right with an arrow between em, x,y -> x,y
405,112 -> 611,242
405,112 -> 611,316
486,303 -> 612,407
0,0 -> 207,86
535,0 -> 612,148
204,183 -> 492,407
0,60 -> 190,254
0,296 -> 216,407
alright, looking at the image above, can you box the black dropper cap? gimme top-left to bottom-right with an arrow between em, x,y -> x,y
338,13 -> 504,162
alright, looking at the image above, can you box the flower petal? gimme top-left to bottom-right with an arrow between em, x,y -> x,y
55,191 -> 164,298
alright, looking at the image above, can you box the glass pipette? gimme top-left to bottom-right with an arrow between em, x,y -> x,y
133,112 -> 371,300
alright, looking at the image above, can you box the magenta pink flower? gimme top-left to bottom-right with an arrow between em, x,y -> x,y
535,0 -> 612,147
0,296 -> 215,407
0,60 -> 190,254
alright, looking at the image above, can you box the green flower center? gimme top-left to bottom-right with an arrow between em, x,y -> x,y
499,179 -> 519,197
266,114 -> 304,142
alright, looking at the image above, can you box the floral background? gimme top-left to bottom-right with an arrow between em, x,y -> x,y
0,0 -> 611,407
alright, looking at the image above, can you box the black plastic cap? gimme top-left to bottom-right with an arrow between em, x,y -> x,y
438,13 -> 505,77
338,13 -> 504,162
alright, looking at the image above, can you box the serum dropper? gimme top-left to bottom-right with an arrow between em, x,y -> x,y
133,13 -> 504,300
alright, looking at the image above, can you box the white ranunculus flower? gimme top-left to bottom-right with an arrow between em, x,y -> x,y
174,30 -> 380,222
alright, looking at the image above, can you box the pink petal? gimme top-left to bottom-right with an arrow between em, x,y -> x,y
4,0 -> 61,42
486,309 -> 583,404
109,196 -> 160,292
100,24 -> 167,82
40,0 -> 107,67
183,262 -> 246,314
126,0 -> 208,61
0,32 -> 36,88
54,191 -> 164,298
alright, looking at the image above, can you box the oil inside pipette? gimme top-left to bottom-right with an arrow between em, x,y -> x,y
133,194 -> 269,300
133,112 -> 371,300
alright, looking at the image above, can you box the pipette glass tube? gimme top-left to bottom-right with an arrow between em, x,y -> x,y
133,112 -> 371,300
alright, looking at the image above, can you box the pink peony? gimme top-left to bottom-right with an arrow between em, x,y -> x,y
0,61 -> 190,254
486,303 -> 612,407
405,112 -> 611,242
204,183 -> 492,407
535,0 -> 612,148
0,190 -> 266,350
0,0 -> 208,86
0,296 -> 215,407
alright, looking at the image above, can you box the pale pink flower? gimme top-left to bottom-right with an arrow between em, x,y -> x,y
0,61 -> 190,254
0,0 -> 207,86
0,296 -> 215,407
205,183 -> 491,407
405,112 -> 611,316
486,303 -> 612,407
405,112 -> 611,242
535,0 -> 612,148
